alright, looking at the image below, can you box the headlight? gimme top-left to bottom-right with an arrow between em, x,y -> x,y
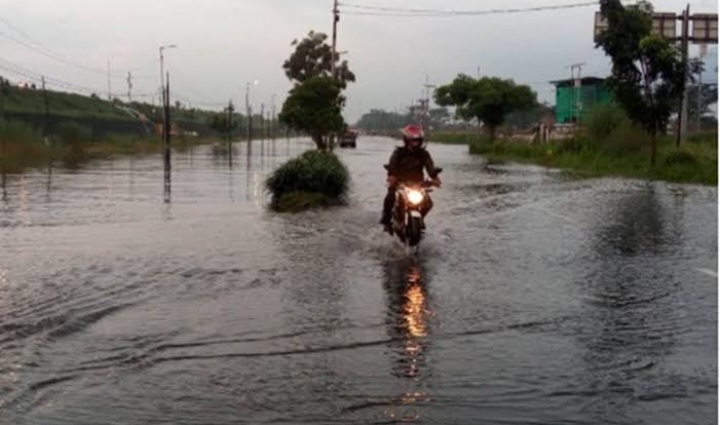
407,189 -> 424,205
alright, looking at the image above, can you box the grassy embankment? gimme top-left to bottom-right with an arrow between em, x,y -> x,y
0,84 -> 226,172
428,105 -> 717,185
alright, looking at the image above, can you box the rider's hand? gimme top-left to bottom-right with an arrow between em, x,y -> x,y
386,175 -> 398,186
432,177 -> 442,187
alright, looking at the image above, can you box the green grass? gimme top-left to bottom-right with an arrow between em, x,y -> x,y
0,119 -> 217,173
428,131 -> 476,145
467,132 -> 717,185
266,150 -> 350,212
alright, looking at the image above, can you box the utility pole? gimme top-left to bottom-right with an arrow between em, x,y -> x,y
227,100 -> 234,142
164,72 -> 171,150
127,71 -> 133,103
331,0 -> 339,80
41,76 -> 50,138
697,44 -> 707,132
677,4 -> 691,147
422,75 -> 436,134
271,94 -> 277,140
567,62 -> 585,124
260,103 -> 265,140
107,60 -> 112,101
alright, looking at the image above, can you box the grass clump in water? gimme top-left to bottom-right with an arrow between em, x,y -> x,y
266,150 -> 350,212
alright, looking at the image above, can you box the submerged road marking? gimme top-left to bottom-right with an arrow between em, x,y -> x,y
695,268 -> 718,278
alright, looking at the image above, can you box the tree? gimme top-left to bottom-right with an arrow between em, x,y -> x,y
595,0 -> 684,166
356,109 -> 413,133
209,101 -> 238,141
282,31 -> 355,88
434,75 -> 537,142
278,77 -> 345,151
280,30 -> 356,150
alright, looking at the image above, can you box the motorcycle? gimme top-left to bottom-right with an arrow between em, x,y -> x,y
384,167 -> 442,250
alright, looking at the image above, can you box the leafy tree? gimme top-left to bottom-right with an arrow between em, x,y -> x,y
278,77 -> 345,150
209,101 -> 238,140
356,109 -> 412,132
434,75 -> 537,142
595,0 -> 685,166
280,30 -> 356,150
282,31 -> 355,88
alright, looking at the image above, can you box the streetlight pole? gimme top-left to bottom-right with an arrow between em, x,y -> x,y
271,94 -> 277,140
159,44 -> 177,138
245,80 -> 259,141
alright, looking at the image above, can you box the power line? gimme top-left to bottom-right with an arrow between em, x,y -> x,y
0,19 -> 155,80
0,57 -> 156,98
339,1 -> 599,17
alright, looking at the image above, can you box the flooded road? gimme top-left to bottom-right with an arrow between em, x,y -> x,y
1,137 -> 717,424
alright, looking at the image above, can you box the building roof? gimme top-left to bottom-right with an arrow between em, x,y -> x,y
550,76 -> 607,87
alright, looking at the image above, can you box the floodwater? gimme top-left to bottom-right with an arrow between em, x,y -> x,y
0,137 -> 717,424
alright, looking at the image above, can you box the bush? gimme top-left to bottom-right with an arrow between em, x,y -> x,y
54,121 -> 92,146
585,104 -> 630,142
599,124 -> 650,157
266,150 -> 350,211
0,120 -> 43,144
664,150 -> 698,167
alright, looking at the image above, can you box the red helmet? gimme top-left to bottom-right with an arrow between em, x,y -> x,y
401,124 -> 424,147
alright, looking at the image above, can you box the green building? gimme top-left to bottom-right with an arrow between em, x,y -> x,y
551,77 -> 613,124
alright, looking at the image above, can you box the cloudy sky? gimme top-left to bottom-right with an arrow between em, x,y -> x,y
1,0 -> 716,122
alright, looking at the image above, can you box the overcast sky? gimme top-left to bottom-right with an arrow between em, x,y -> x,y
1,0 -> 717,122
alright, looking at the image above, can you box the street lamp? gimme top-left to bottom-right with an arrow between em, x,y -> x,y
159,44 -> 177,141
245,80 -> 259,141
159,44 -> 177,99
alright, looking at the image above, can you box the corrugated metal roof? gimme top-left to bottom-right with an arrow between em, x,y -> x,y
549,76 -> 607,87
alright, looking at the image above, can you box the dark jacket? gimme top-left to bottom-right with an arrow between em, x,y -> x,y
386,146 -> 439,184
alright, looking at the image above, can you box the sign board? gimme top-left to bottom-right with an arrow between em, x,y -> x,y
652,13 -> 678,39
594,12 -> 608,43
595,11 -> 678,41
595,10 -> 718,44
691,14 -> 718,43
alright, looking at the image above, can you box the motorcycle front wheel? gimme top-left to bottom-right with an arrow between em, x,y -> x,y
407,216 -> 423,247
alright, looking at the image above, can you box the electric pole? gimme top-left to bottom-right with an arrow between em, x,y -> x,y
567,62 -> 585,124
677,4 -> 690,147
227,100 -> 234,142
331,0 -> 339,80
697,44 -> 707,132
127,71 -> 133,103
42,76 -> 50,138
422,75 -> 436,134
107,60 -> 112,101
260,103 -> 265,139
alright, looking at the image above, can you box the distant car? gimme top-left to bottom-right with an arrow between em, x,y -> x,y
339,129 -> 358,148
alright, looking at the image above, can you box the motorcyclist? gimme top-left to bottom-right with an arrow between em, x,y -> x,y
380,124 -> 442,233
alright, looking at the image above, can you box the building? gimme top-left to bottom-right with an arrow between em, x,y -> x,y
550,77 -> 613,124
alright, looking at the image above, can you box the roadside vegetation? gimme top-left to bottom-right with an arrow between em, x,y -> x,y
266,150 -> 350,212
0,119 -> 211,173
429,103 -> 717,185
267,30 -> 354,212
427,0 -> 717,186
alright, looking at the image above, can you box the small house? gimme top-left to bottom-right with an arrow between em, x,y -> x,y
550,77 -> 613,124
